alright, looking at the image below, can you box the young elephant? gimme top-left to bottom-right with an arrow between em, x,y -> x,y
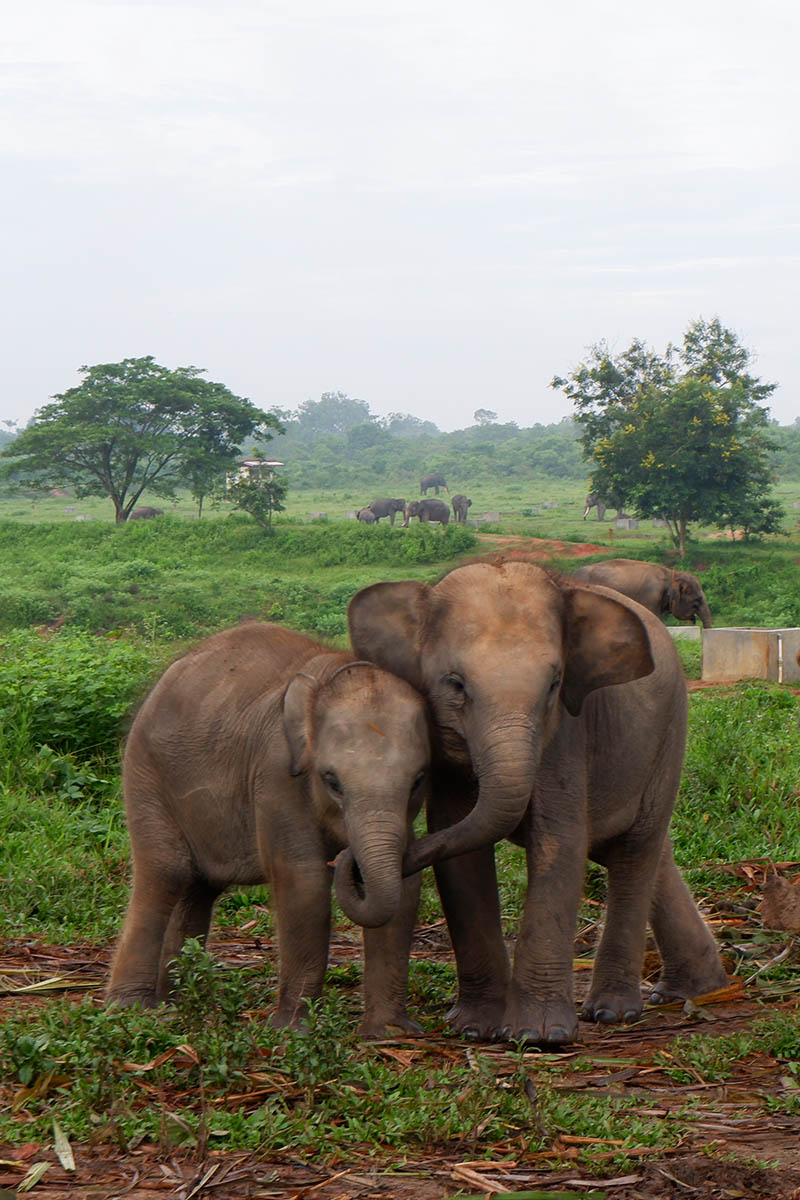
356,507 -> 377,524
572,558 -> 712,627
404,498 -> 450,526
108,623 -> 429,1034
347,562 -> 726,1045
451,494 -> 472,523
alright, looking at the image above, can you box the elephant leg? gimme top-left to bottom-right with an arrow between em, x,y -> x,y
155,879 -> 220,1000
108,865 -> 187,1007
581,831 -> 665,1025
360,870 -> 422,1038
430,774 -> 510,1039
269,859 -> 332,1029
648,838 -> 728,1003
502,791 -> 586,1046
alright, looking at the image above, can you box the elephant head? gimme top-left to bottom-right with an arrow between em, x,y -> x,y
348,562 -> 654,876
668,571 -> 712,628
282,662 -> 429,926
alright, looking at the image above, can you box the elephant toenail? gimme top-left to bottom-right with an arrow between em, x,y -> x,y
546,1026 -> 570,1044
461,1026 -> 483,1041
595,1008 -> 618,1024
623,1009 -> 640,1023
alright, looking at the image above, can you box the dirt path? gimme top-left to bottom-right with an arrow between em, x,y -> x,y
2,888 -> 799,1200
474,534 -> 608,559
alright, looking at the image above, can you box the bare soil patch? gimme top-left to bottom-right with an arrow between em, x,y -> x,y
2,887 -> 799,1200
474,534 -> 608,559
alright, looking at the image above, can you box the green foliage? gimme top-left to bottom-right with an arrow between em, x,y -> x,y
2,356 -> 282,523
675,684 -> 800,868
0,518 -> 476,639
222,473 -> 288,532
0,628 -> 158,760
555,318 -> 782,553
660,1013 -> 800,1083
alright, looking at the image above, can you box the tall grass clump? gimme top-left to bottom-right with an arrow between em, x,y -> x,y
674,683 -> 800,867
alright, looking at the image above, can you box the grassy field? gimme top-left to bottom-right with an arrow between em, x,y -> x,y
1,489 -> 799,1194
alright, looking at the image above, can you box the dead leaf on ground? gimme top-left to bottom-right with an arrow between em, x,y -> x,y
760,875 -> 800,932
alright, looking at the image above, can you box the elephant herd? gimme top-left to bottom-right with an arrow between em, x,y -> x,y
355,476 -> 473,528
109,556 -> 725,1046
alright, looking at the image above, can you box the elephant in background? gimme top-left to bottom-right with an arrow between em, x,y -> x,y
420,473 -> 448,495
129,506 -> 164,520
404,498 -> 450,526
451,494 -> 472,523
347,561 -> 726,1045
572,558 -> 712,628
368,498 -> 406,525
108,622 -> 430,1037
356,507 -> 377,524
583,493 -> 626,521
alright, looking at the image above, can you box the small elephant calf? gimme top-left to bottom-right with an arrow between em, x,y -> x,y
108,623 -> 430,1034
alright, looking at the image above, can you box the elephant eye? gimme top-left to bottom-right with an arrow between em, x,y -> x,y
321,770 -> 343,796
443,673 -> 466,694
411,770 -> 426,793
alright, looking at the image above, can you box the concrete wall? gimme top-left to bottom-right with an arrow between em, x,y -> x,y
702,628 -> 800,683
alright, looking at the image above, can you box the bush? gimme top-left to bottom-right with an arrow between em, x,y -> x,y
0,629 -> 159,760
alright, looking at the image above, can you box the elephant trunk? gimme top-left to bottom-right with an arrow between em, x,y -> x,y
403,718 -> 539,876
334,816 -> 406,928
698,600 -> 712,629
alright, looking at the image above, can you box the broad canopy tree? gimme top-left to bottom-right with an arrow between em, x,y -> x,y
2,357 -> 283,523
552,318 -> 783,555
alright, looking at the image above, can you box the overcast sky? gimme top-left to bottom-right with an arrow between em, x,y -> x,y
3,1 -> 798,432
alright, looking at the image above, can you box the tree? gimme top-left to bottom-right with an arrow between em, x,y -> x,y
2,357 -> 282,522
292,391 -> 374,439
473,408 -> 498,425
552,319 -> 782,555
223,472 -> 288,532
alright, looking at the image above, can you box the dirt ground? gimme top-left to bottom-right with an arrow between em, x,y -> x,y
2,885 -> 800,1200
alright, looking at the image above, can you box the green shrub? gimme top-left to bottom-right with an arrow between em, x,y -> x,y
0,629 -> 159,760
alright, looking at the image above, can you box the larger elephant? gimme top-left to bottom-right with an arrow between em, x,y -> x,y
582,493 -> 627,521
346,562 -> 726,1045
108,623 -> 429,1036
403,498 -> 450,526
420,473 -> 448,495
572,558 -> 712,628
368,498 -> 406,525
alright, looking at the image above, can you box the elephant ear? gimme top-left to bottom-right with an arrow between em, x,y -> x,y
282,672 -> 319,776
348,580 -> 429,691
561,586 -> 654,717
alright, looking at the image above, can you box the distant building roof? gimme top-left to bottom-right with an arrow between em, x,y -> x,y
239,458 -> 284,468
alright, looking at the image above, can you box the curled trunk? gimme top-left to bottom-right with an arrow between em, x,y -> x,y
334,821 -> 405,928
403,721 -> 539,876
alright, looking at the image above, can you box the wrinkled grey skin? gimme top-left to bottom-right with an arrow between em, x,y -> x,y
420,473 -> 448,495
356,507 -> 377,524
108,623 -> 429,1035
572,558 -> 712,628
404,498 -> 450,526
347,562 -> 726,1045
451,494 -> 472,523
368,498 -> 407,525
129,506 -> 164,520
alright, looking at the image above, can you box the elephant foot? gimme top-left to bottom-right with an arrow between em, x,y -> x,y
106,987 -> 162,1009
581,984 -> 643,1026
499,996 -> 579,1047
649,960 -> 729,1006
446,996 -> 507,1042
359,1009 -> 424,1040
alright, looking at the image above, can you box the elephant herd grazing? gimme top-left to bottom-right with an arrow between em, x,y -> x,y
110,558 -> 726,1045
355,478 -> 473,527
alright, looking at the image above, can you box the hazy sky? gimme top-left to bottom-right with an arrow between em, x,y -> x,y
3,1 -> 799,432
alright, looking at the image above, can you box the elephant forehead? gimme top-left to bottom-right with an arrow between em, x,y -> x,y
432,563 -> 564,634
315,696 -> 428,755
